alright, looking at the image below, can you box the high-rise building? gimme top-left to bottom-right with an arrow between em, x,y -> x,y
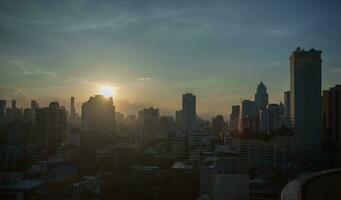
241,100 -> 258,119
240,100 -> 258,133
229,105 -> 240,132
70,97 -> 76,119
322,85 -> 341,166
182,93 -> 196,131
267,104 -> 280,131
175,110 -> 183,128
35,102 -> 66,155
212,115 -> 224,134
0,100 -> 6,119
81,95 -> 115,135
138,107 -> 160,141
259,109 -> 269,133
255,81 -> 269,111
290,47 -> 322,151
31,100 -> 39,110
160,116 -> 175,133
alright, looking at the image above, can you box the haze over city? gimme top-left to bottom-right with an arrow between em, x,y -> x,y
1,0 -> 341,119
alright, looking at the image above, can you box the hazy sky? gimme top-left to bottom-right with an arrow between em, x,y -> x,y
0,0 -> 340,119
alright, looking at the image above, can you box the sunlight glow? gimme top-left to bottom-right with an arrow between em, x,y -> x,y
98,85 -> 116,97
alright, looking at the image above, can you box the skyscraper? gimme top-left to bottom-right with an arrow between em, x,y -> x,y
284,91 -> 290,118
182,93 -> 196,132
240,100 -> 258,118
290,47 -> 322,151
255,81 -> 269,111
229,105 -> 240,132
70,97 -> 76,120
322,85 -> 341,166
212,115 -> 224,134
267,104 -> 280,131
81,95 -> 115,135
138,107 -> 160,141
0,100 -> 6,118
35,102 -> 66,155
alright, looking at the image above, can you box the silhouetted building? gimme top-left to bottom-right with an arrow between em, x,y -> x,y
175,110 -> 183,128
138,107 -> 159,141
240,116 -> 259,133
0,100 -> 6,122
81,95 -> 115,135
31,100 -> 39,110
290,47 -> 322,152
322,85 -> 341,166
240,100 -> 258,132
159,115 -> 174,133
282,91 -> 291,128
267,104 -> 281,131
255,81 -> 269,111
241,100 -> 258,119
212,115 -> 224,134
115,112 -> 125,128
35,102 -> 66,155
182,93 -> 196,131
230,105 -> 240,132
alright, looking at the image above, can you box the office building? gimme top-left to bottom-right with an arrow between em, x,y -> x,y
322,85 -> 341,166
138,107 -> 160,141
290,47 -> 322,151
81,95 -> 115,135
255,81 -> 269,111
229,105 -> 240,132
182,93 -> 196,131
267,104 -> 281,131
35,102 -> 66,155
160,115 -> 175,133
212,115 -> 224,134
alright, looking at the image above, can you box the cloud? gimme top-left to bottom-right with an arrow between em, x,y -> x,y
11,59 -> 59,78
138,77 -> 152,81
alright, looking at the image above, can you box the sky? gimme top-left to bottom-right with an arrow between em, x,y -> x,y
0,0 -> 341,119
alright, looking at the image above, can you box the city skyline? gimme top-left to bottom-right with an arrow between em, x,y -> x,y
1,0 -> 341,119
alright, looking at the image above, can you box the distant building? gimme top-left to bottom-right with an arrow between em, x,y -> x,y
138,107 -> 159,142
115,112 -> 125,128
229,105 -> 240,132
255,82 -> 269,111
159,116 -> 175,133
267,104 -> 281,131
241,100 -> 258,119
240,116 -> 259,133
240,100 -> 258,133
290,47 -> 322,152
81,95 -> 115,135
182,93 -> 196,132
35,102 -> 66,155
0,100 -> 6,120
232,135 -> 290,169
282,91 -> 291,128
212,115 -> 224,134
175,110 -> 183,128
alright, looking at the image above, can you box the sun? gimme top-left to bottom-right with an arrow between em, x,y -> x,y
98,85 -> 116,97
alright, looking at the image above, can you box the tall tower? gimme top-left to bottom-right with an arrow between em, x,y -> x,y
182,93 -> 196,132
255,82 -> 269,111
81,95 -> 115,135
35,102 -> 66,155
70,97 -> 76,120
290,47 -> 322,151
0,100 -> 6,117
